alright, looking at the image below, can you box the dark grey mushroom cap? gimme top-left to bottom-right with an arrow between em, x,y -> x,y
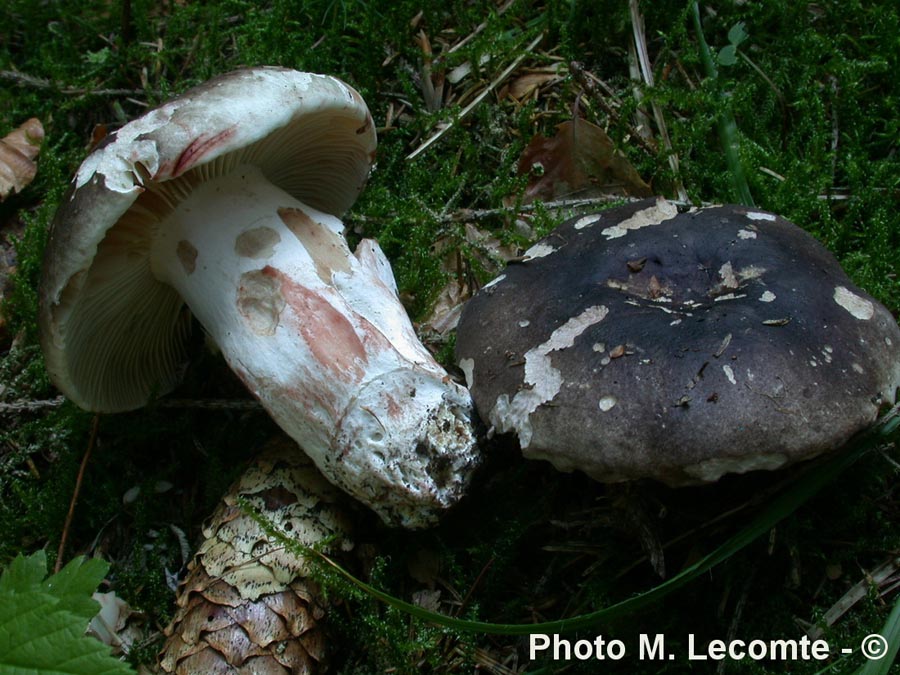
39,67 -> 376,412
456,198 -> 900,484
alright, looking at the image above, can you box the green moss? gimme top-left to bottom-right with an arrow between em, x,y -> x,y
1,0 -> 899,672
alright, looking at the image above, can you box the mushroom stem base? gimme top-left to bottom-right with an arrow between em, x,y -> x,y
150,166 -> 479,527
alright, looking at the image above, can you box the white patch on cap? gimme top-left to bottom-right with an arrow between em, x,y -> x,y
737,265 -> 766,281
760,291 -> 776,303
574,214 -> 604,230
852,363 -> 865,374
598,395 -> 617,412
746,211 -> 776,221
833,286 -> 874,320
489,305 -> 610,447
483,274 -> 506,289
518,320 -> 530,328
684,453 -> 788,482
75,103 -> 179,193
459,358 -> 475,389
601,198 -> 678,239
718,262 -> 739,289
723,365 -> 737,385
523,242 -> 557,260
737,229 -> 758,239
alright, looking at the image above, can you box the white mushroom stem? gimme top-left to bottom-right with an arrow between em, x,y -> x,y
148,165 -> 478,528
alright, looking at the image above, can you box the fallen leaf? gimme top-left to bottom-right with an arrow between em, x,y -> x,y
420,223 -> 520,337
517,118 -> 652,204
90,123 -> 109,150
411,588 -> 442,612
0,218 -> 26,346
0,118 -> 44,201
87,591 -> 143,654
506,64 -> 565,100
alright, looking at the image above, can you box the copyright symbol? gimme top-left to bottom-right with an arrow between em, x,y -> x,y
861,634 -> 888,660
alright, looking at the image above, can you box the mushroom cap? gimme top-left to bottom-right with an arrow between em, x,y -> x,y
456,198 -> 900,485
40,67 -> 376,412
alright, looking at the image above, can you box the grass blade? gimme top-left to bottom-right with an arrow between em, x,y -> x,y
310,444 -> 858,634
854,592 -> 900,674
257,407 -> 898,636
690,2 -> 755,207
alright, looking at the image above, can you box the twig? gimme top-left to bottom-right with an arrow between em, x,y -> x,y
446,0 -> 517,55
152,398 -> 263,411
346,195 -> 658,228
717,566 -> 757,675
456,556 -> 495,617
407,32 -> 545,160
416,30 -> 442,113
569,61 -> 658,157
626,38 -> 655,148
0,396 -> 263,414
0,70 -> 149,97
56,414 -> 100,573
628,0 -> 689,202
806,555 -> 900,640
0,396 -> 66,412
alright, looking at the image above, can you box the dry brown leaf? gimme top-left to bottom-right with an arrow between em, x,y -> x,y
506,64 -> 564,100
517,118 -> 652,204
420,223 -> 520,337
0,118 -> 44,201
88,591 -> 146,656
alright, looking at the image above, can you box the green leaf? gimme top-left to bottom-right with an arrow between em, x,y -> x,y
727,21 -> 748,47
0,552 -> 49,594
41,558 -> 110,621
691,3 -> 755,206
0,553 -> 108,622
718,44 -> 738,66
719,22 -> 748,67
0,555 -> 134,675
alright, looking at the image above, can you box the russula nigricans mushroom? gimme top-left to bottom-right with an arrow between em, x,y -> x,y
39,67 -> 478,528
456,197 -> 900,485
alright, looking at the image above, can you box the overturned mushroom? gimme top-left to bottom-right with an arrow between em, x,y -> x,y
456,198 -> 900,485
39,67 -> 478,528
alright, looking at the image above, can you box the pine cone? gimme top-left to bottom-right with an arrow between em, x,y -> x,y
160,440 -> 353,674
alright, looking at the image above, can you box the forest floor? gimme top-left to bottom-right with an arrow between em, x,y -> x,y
1,1 -> 899,673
